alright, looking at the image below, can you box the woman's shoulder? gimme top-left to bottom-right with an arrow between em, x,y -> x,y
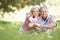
26,15 -> 33,18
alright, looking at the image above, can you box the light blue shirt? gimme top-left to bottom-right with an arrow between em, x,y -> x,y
37,15 -> 56,25
37,15 -> 57,31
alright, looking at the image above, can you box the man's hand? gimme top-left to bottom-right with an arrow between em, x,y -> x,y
39,25 -> 45,29
35,23 -> 45,29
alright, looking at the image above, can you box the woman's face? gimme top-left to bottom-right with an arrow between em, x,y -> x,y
32,8 -> 40,17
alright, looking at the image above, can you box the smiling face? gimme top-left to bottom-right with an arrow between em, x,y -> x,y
40,7 -> 48,18
31,8 -> 40,17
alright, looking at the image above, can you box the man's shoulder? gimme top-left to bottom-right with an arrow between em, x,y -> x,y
48,15 -> 56,19
49,15 -> 56,18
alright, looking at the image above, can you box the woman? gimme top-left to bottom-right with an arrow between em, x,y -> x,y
19,5 -> 40,32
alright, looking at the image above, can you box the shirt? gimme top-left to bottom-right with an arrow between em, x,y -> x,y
22,17 -> 31,31
22,16 -> 39,31
37,15 -> 57,31
29,16 -> 38,23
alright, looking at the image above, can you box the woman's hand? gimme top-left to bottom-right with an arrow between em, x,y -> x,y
35,23 -> 40,27
28,23 -> 35,28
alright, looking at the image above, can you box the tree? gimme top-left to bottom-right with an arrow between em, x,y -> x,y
0,0 -> 45,12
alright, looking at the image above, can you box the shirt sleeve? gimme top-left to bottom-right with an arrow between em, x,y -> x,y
29,16 -> 33,22
50,16 -> 57,26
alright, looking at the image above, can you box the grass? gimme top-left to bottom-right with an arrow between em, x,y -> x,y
0,20 -> 60,40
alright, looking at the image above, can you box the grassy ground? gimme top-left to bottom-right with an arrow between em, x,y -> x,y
0,20 -> 60,40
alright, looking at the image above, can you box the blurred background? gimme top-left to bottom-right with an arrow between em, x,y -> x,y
0,0 -> 60,40
0,0 -> 60,22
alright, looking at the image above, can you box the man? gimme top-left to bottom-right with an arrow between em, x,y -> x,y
29,6 -> 57,32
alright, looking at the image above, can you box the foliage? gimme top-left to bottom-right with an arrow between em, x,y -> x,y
0,0 -> 45,12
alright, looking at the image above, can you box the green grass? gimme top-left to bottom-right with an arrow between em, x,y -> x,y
0,20 -> 60,40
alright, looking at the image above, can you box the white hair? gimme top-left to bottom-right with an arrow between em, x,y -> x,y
26,5 -> 40,17
32,5 -> 40,9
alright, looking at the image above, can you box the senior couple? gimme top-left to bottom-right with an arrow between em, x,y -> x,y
19,5 -> 57,33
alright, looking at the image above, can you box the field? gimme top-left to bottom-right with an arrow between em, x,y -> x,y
0,20 -> 60,40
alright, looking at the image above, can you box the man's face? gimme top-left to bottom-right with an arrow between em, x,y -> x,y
40,7 -> 48,18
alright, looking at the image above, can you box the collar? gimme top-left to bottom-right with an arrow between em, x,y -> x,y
40,15 -> 50,21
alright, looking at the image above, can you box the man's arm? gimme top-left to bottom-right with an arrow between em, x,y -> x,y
41,23 -> 57,29
44,16 -> 57,29
36,16 -> 57,29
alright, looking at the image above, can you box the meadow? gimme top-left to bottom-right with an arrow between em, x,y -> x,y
0,20 -> 60,40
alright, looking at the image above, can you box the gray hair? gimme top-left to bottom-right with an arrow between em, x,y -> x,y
40,6 -> 48,10
31,5 -> 40,13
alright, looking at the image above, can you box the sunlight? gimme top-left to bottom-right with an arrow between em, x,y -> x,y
0,4 -> 60,22
2,6 -> 32,22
